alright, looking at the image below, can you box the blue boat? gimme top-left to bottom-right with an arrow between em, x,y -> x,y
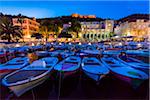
2,57 -> 58,97
81,57 -> 109,82
36,51 -> 49,57
101,56 -> 148,88
0,57 -> 29,80
60,50 -> 75,58
54,56 -> 81,78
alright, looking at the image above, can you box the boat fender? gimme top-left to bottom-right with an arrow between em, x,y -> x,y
81,63 -> 84,66
43,61 -> 46,68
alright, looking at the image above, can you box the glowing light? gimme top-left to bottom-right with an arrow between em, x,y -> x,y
32,43 -> 35,46
79,33 -> 82,38
51,42 -> 53,45
37,42 -> 40,45
15,44 -> 20,47
88,42 -> 91,45
137,43 -> 142,47
69,43 -> 71,45
79,42 -> 82,45
115,36 -> 119,38
59,42 -> 62,45
68,38 -> 71,41
118,42 -> 122,46
127,31 -> 130,36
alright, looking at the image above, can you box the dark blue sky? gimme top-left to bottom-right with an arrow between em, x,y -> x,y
0,1 -> 149,19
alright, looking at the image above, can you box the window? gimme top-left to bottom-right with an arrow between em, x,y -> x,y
23,20 -> 27,23
91,34 -> 93,38
83,34 -> 86,38
87,34 -> 89,38
98,34 -> 100,38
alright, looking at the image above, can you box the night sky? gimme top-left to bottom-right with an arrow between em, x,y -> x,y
0,0 -> 149,19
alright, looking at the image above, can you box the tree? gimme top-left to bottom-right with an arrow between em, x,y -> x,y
0,16 -> 23,42
40,19 -> 63,41
40,25 -> 49,42
40,20 -> 53,42
109,32 -> 114,38
67,19 -> 81,38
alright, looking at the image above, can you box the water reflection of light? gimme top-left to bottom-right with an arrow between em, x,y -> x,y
79,42 -> 82,45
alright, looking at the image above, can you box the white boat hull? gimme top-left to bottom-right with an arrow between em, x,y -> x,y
8,73 -> 50,97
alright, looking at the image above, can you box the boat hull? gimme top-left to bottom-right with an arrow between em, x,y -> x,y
8,72 -> 50,97
112,71 -> 146,89
83,70 -> 106,82
58,69 -> 79,79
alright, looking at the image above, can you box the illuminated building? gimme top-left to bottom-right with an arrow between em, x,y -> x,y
12,17 -> 40,41
114,19 -> 150,39
71,13 -> 96,18
80,20 -> 114,42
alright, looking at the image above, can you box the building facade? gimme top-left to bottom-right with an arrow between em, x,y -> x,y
12,17 -> 40,41
114,19 -> 150,39
71,13 -> 96,19
79,20 -> 114,42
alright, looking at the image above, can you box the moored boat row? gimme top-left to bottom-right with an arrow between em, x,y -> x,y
0,42 -> 149,97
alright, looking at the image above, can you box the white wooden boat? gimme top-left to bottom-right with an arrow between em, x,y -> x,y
54,56 -> 81,78
101,56 -> 148,88
0,57 -> 29,80
82,57 -> 109,82
2,57 -> 58,97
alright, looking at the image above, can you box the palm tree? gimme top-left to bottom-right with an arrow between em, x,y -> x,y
40,20 -> 53,42
53,20 -> 63,38
40,25 -> 49,42
0,16 -> 23,42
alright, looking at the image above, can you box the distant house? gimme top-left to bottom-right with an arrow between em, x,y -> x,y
12,17 -> 40,41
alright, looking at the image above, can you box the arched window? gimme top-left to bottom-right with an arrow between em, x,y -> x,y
83,34 -> 86,38
91,34 -> 93,38
98,34 -> 100,38
102,34 -> 104,39
87,34 -> 89,38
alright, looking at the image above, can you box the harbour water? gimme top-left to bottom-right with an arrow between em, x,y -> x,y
1,66 -> 149,100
